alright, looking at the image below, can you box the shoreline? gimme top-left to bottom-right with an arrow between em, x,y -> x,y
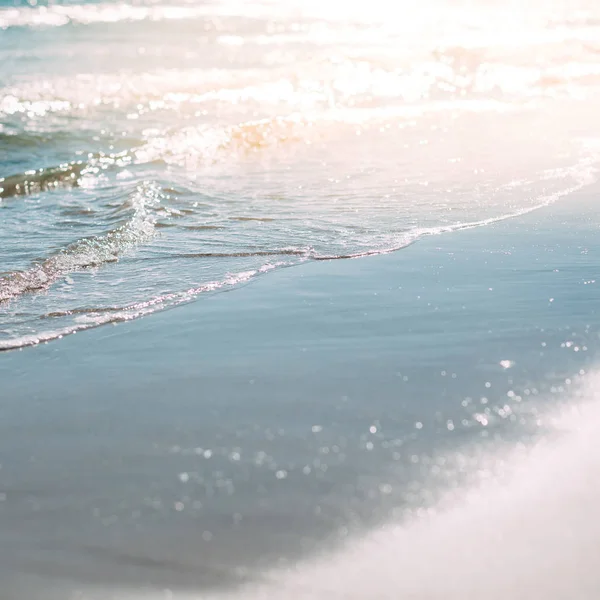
1,186 -> 600,598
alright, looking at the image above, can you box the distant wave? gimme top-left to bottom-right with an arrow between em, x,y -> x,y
0,3 -> 221,29
0,162 -> 87,199
0,117 -> 308,202
0,151 -> 133,200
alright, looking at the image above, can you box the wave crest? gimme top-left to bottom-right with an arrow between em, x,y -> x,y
0,181 -> 162,303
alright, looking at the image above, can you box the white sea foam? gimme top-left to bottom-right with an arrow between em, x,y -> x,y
0,265 -> 275,351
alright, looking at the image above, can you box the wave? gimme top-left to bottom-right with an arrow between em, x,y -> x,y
0,3 -> 225,29
0,151 -> 596,351
0,162 -> 587,303
0,151 -> 133,200
0,116 -> 321,201
0,181 -> 161,303
2,57 -> 572,131
135,102 -> 525,170
312,161 -> 597,260
0,162 -> 87,199
0,265 -> 275,352
1,94 -> 598,352
0,129 -> 77,149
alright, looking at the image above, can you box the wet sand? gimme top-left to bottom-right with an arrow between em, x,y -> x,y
2,188 -> 600,599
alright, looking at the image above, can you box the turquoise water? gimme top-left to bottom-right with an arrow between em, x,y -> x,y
3,1 -> 600,598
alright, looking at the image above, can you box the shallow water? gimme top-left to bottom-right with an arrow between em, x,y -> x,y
2,0 -> 600,348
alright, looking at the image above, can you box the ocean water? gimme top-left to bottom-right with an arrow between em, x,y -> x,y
3,1 -> 600,599
2,0 -> 600,349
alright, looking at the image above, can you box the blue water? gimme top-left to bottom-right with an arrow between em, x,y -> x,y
2,0 -> 600,350
3,1 -> 600,598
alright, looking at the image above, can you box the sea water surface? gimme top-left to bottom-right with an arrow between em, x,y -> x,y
3,1 -> 600,599
2,0 -> 600,348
